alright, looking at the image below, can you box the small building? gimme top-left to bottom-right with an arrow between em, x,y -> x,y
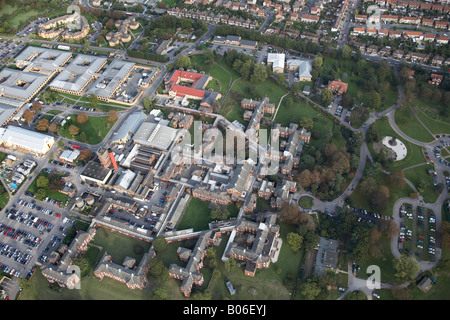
80,161 -> 113,185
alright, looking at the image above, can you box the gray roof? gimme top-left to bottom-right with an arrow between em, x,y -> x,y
87,59 -> 135,99
15,46 -> 72,73
50,54 -> 107,93
112,111 -> 147,142
133,122 -> 179,151
0,69 -> 49,106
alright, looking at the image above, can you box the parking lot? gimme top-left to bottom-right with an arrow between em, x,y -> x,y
0,185 -> 75,280
398,202 -> 439,261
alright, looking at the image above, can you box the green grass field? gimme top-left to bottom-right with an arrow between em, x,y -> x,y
394,105 -> 435,143
59,115 -> 116,145
368,117 -> 427,172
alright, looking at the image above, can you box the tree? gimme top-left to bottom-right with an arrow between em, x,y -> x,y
386,170 -> 406,190
152,236 -> 168,253
368,91 -> 381,110
210,206 -> 229,221
36,176 -> 49,188
321,88 -> 333,106
174,55 -> 191,69
79,148 -> 92,161
89,94 -> 99,108
35,118 -> 50,132
287,232 -> 303,251
370,187 -> 390,213
250,63 -> 268,83
77,112 -> 89,124
22,109 -> 35,124
68,125 -> 80,137
301,276 -> 323,300
300,117 -> 314,131
48,123 -> 57,133
108,110 -> 118,122
340,45 -> 352,60
224,256 -> 237,272
394,255 -> 420,283
31,100 -> 42,111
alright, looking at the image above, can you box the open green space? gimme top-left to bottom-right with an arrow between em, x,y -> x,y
274,95 -> 346,149
404,166 -> 439,204
394,105 -> 435,143
26,170 -> 70,204
91,228 -> 152,265
58,114 -> 116,145
222,78 -> 287,122
368,117 -> 426,172
412,98 -> 450,135
177,198 -> 212,231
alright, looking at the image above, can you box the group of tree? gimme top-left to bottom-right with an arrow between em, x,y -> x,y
143,14 -> 208,41
320,56 -> 396,110
399,66 -> 450,118
296,142 -> 359,201
279,204 -> 320,252
214,25 -> 321,56
224,49 -> 268,84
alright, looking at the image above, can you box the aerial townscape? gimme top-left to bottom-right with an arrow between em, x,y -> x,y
0,0 -> 449,305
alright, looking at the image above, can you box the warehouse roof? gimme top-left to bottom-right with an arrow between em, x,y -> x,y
133,122 -> 179,151
0,125 -> 55,154
112,111 -> 147,143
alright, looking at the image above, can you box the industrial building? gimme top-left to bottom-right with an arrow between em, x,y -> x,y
0,125 -> 55,155
111,111 -> 147,144
133,121 -> 179,151
80,161 -> 113,185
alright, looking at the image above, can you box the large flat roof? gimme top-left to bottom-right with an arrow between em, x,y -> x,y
0,69 -> 49,106
80,161 -> 112,183
112,111 -> 147,142
15,46 -> 72,73
49,54 -> 107,93
0,125 -> 54,153
87,59 -> 135,99
133,122 -> 178,151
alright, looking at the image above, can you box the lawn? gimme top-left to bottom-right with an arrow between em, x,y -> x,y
177,197 -> 212,231
412,99 -> 450,135
275,95 -> 346,149
222,78 -> 288,122
394,105 -> 435,143
91,227 -> 152,265
26,170 -> 70,203
403,165 -> 439,204
368,116 -> 427,171
58,115 -> 116,145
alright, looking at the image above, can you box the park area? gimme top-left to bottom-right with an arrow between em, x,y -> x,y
58,113 -> 117,145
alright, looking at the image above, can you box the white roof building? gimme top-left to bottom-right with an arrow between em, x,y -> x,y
59,149 -> 81,163
267,53 -> 285,73
0,126 -> 55,154
133,122 -> 179,151
286,59 -> 312,80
